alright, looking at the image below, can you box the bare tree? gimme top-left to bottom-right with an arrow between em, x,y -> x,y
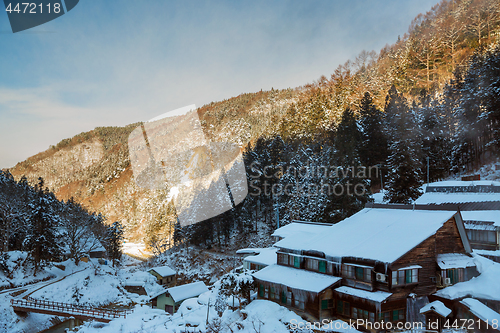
468,1 -> 488,45
60,200 -> 104,265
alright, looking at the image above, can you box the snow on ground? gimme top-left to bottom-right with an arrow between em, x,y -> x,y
152,247 -> 243,284
370,190 -> 385,203
0,252 -> 165,333
122,241 -> 153,260
75,296 -> 357,333
435,254 -> 500,301
0,292 -> 64,333
0,251 -> 56,289
29,259 -> 162,307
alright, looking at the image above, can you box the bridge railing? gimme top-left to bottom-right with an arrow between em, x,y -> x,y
11,298 -> 133,319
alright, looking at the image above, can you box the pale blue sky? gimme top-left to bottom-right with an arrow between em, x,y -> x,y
0,0 -> 438,168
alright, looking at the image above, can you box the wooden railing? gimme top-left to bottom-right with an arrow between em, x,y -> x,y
11,297 -> 132,320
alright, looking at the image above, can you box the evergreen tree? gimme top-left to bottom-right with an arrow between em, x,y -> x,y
358,92 -> 389,190
23,182 -> 62,275
418,90 -> 452,182
105,221 -> 124,267
335,107 -> 360,166
383,87 -> 423,203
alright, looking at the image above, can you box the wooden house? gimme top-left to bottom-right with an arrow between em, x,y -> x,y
150,281 -> 208,313
419,300 -> 452,332
414,180 -> 500,261
252,207 -> 477,330
148,266 -> 177,287
458,298 -> 500,333
237,248 -> 277,271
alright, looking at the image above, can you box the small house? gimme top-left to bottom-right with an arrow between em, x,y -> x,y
237,247 -> 277,271
148,266 -> 177,287
150,281 -> 208,313
420,300 -> 452,332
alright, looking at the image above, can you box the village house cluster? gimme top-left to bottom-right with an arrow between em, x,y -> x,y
241,179 -> 500,332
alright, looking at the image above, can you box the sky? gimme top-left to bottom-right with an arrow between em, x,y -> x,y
0,0 -> 439,169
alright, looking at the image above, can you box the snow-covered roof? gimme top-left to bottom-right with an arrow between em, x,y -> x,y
464,222 -> 497,231
435,254 -> 500,301
272,222 -> 330,240
148,265 -> 176,277
460,298 -> 500,324
461,211 -> 500,227
236,248 -> 263,255
420,300 -> 452,318
437,253 -> 475,269
243,247 -> 277,266
415,193 -> 500,204
252,265 -> 341,293
334,286 -> 391,303
167,281 -> 208,303
426,180 -> 500,187
474,249 -> 500,258
275,208 -> 460,263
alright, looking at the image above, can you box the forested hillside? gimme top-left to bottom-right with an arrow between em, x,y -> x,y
6,0 -> 500,252
0,171 -> 122,280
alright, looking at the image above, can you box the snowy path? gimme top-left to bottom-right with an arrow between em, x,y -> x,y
0,267 -> 86,298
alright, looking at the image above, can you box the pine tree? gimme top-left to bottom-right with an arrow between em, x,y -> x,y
335,108 -> 360,166
23,182 -> 62,275
418,90 -> 452,182
383,87 -> 423,203
358,92 -> 389,171
105,221 -> 124,267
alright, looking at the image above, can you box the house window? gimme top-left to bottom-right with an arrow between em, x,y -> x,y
442,268 -> 465,284
295,294 -> 305,310
294,256 -> 300,268
342,265 -> 354,278
319,260 -> 326,273
392,268 -> 418,286
378,312 -> 390,322
264,286 -> 268,299
270,287 -> 275,299
355,267 -> 364,280
278,253 -> 288,265
337,300 -> 350,316
306,258 -> 318,271
288,255 -> 300,267
259,284 -> 264,297
343,264 -> 371,282
392,309 -> 405,322
468,229 -> 496,243
321,299 -> 329,310
281,291 -> 287,304
327,262 -> 334,274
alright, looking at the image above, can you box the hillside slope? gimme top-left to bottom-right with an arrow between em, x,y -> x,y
7,0 -> 500,243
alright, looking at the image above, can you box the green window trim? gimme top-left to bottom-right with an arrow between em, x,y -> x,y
294,256 -> 300,268
318,260 -> 326,273
281,291 -> 287,304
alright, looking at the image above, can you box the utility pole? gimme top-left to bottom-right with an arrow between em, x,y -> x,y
427,156 -> 430,185
206,299 -> 210,324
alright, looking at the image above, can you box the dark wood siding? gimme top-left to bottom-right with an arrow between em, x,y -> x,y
435,217 -> 468,254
